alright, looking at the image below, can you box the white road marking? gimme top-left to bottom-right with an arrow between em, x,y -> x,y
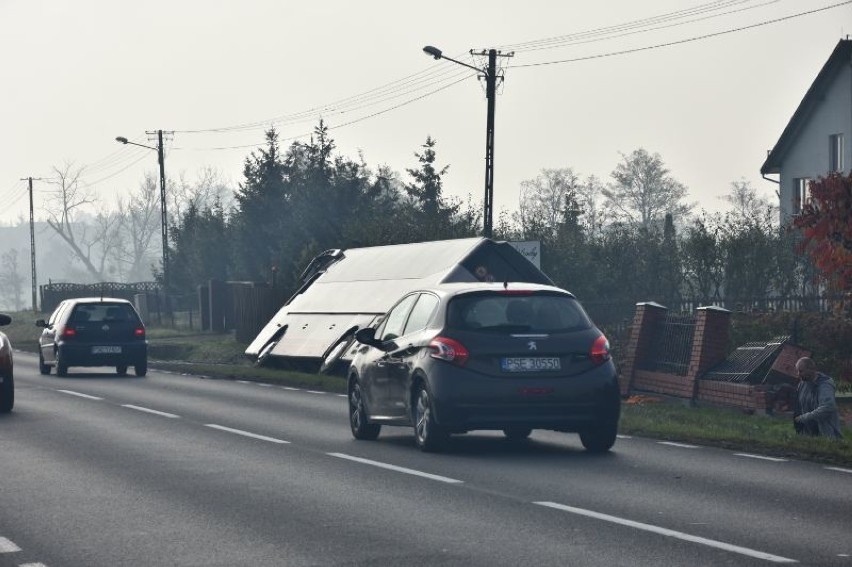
826,467 -> 852,475
337,394 -> 348,398
236,380 -> 252,385
328,453 -> 463,484
204,424 -> 290,444
0,537 -> 21,552
257,383 -> 272,387
533,502 -> 797,563
616,434 -> 632,439
306,390 -> 325,395
121,404 -> 180,419
657,441 -> 699,449
20,563 -> 48,567
56,389 -> 103,401
735,453 -> 788,462
282,387 -> 300,391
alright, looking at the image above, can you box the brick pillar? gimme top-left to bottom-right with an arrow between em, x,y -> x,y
687,306 -> 731,401
620,302 -> 668,396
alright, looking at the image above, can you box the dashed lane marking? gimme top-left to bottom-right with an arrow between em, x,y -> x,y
56,390 -> 103,401
533,502 -> 797,564
328,453 -> 463,484
121,404 -> 180,419
734,453 -> 788,462
204,424 -> 290,444
306,390 -> 325,395
826,466 -> 852,475
0,537 -> 21,553
20,563 -> 48,567
657,441 -> 699,449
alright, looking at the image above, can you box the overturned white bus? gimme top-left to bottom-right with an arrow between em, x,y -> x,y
245,237 -> 552,373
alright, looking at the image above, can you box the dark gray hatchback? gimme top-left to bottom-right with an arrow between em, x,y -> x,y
348,283 -> 620,452
37,297 -> 148,377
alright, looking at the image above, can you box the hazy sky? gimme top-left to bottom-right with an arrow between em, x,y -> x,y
2,0 -> 850,226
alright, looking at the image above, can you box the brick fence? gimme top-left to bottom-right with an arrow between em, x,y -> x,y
621,303 -> 775,413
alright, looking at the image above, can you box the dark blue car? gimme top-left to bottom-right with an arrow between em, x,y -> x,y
347,283 -> 620,452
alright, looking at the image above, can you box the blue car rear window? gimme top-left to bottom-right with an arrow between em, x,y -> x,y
70,304 -> 139,325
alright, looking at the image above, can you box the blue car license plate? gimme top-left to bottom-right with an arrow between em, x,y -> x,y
501,357 -> 561,372
92,346 -> 122,354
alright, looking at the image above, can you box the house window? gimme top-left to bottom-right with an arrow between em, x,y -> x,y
829,134 -> 844,172
792,178 -> 809,214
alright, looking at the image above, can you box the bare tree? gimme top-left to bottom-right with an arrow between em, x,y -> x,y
720,178 -> 777,221
0,248 -> 27,310
169,166 -> 234,223
516,168 -> 582,236
116,173 -> 161,281
603,149 -> 693,228
43,163 -> 121,281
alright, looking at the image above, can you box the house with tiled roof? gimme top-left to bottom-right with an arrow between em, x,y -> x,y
761,39 -> 851,221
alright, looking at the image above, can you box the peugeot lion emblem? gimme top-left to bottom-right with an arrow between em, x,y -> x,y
102,324 -> 110,331
527,341 -> 537,351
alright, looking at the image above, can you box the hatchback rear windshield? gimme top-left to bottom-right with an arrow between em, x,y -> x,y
69,303 -> 140,325
446,292 -> 593,333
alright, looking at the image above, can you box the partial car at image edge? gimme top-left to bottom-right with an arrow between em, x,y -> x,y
0,313 -> 14,413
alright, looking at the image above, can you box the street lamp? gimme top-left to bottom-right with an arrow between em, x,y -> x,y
422,46 -> 512,238
115,132 -> 169,292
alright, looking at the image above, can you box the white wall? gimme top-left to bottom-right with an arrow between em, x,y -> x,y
779,63 -> 852,220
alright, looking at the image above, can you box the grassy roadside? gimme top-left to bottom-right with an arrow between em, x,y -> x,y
3,310 -> 849,465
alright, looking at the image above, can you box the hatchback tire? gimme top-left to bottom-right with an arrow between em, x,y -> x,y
134,362 -> 147,377
56,356 -> 68,377
413,383 -> 447,452
348,377 -> 381,440
0,374 -> 13,413
116,365 -> 128,376
579,419 -> 618,453
38,352 -> 50,375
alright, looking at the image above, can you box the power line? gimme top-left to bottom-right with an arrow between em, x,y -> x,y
174,52 -> 476,135
504,0 -> 781,53
172,74 -> 476,151
499,0 -> 761,51
510,1 -> 852,68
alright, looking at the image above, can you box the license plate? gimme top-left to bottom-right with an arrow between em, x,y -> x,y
501,357 -> 561,372
92,346 -> 122,354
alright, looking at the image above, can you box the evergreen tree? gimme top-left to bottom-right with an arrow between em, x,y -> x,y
232,128 -> 291,282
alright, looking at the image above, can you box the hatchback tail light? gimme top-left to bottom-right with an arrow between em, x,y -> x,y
62,327 -> 76,338
590,335 -> 611,365
134,327 -> 146,338
428,336 -> 470,366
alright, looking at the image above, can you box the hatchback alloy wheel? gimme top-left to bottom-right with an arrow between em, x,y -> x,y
414,384 -> 447,452
348,378 -> 380,440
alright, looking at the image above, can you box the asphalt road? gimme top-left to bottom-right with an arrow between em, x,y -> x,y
1,352 -> 850,567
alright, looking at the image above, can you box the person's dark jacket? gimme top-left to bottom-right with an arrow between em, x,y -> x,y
795,373 -> 843,439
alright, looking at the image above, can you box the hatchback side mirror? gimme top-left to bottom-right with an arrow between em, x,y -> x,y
354,327 -> 378,346
35,319 -> 47,328
0,314 -> 11,326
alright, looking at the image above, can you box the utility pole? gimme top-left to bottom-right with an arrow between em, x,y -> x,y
422,45 -> 513,239
145,129 -> 172,292
20,176 -> 46,312
474,48 -> 514,238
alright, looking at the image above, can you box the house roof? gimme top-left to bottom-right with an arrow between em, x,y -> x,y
760,39 -> 852,175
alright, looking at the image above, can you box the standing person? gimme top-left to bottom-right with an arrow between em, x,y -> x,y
794,357 -> 843,439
